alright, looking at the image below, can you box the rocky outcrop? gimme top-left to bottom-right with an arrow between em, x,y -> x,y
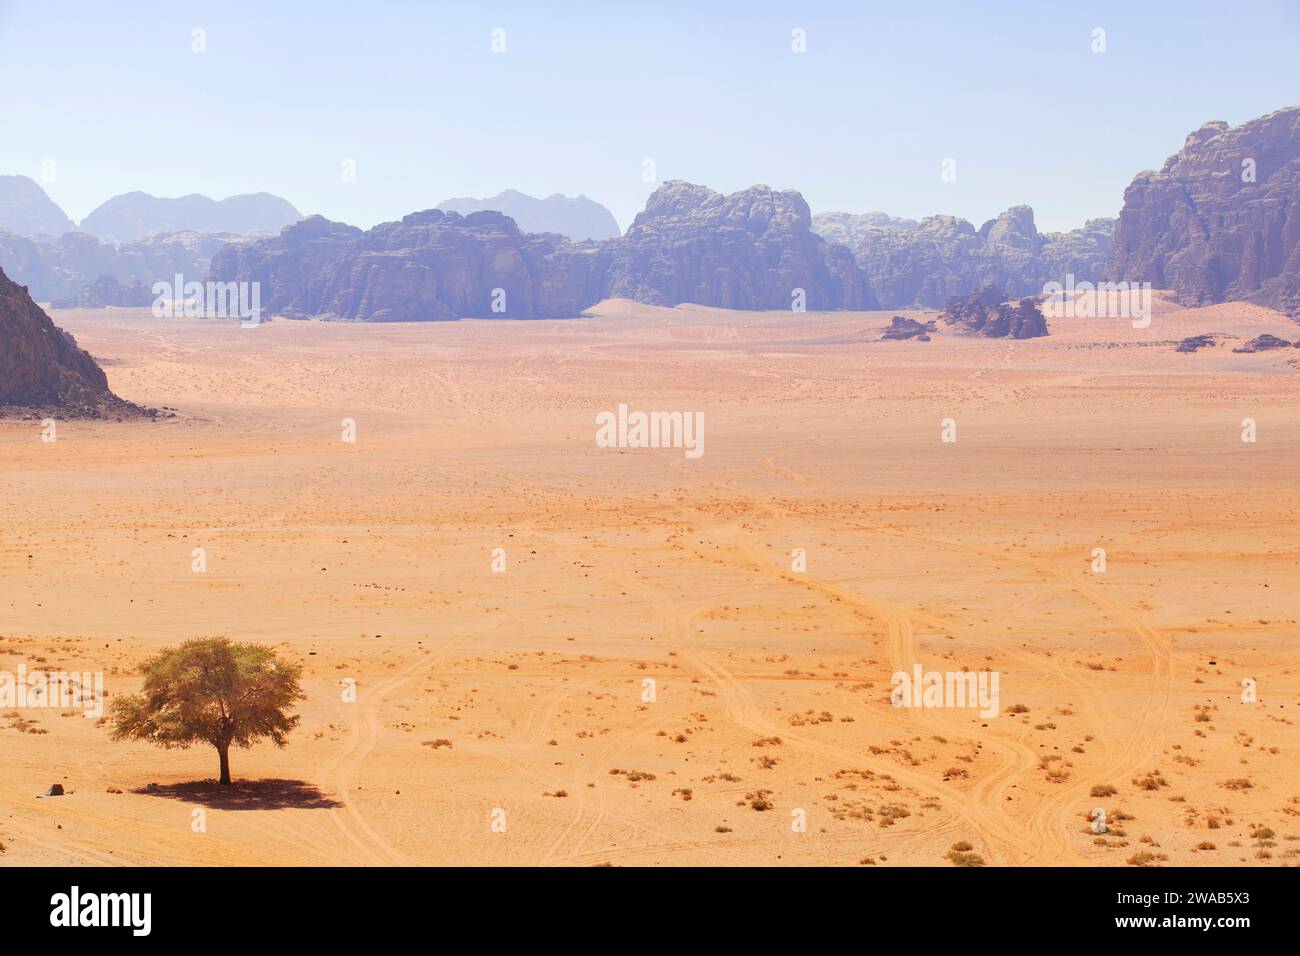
812,207 -> 1114,310
880,316 -> 935,341
939,287 -> 1049,339
211,182 -> 873,320
1108,107 -> 1300,317
436,190 -> 620,241
1175,334 -> 1219,352
1232,333 -> 1296,353
208,216 -> 362,318
80,191 -> 302,242
0,229 -> 232,302
604,182 -> 872,310
0,175 -> 76,237
210,211 -> 608,321
0,266 -> 143,417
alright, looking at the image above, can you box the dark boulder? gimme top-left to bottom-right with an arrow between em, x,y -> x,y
1175,334 -> 1219,353
880,316 -> 936,341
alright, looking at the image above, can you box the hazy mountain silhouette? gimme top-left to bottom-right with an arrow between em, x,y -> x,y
436,190 -> 620,241
80,191 -> 302,242
0,175 -> 76,237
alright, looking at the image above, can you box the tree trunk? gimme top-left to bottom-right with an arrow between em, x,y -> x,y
217,742 -> 231,785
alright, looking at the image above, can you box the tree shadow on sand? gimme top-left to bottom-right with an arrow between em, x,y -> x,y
131,778 -> 342,810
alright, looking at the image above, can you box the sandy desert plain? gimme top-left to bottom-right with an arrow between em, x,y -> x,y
1,293 -> 1298,867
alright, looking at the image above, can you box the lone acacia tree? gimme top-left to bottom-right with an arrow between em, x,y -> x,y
109,637 -> 304,785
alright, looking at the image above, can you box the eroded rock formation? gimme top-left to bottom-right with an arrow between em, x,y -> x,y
1108,107 -> 1300,317
939,286 -> 1049,339
0,266 -> 143,417
812,207 -> 1114,310
604,182 -> 872,311
210,182 -> 873,320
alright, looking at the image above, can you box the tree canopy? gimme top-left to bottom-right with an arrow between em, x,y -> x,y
109,637 -> 304,785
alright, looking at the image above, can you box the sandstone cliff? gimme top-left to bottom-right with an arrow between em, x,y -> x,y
1108,106 -> 1300,317
604,182 -> 873,311
209,211 -> 606,321
210,182 -> 872,320
812,207 -> 1114,310
0,266 -> 143,417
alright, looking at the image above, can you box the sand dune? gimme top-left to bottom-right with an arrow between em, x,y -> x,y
1,298 -> 1297,866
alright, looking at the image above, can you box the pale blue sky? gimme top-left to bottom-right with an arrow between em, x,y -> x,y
1,0 -> 1295,233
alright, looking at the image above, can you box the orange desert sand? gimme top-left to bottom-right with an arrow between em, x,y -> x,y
1,295 -> 1298,867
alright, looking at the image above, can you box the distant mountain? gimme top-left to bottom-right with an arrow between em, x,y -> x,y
0,175 -> 76,237
211,181 -> 872,321
812,206 -> 1114,309
605,181 -> 872,310
436,190 -> 620,241
79,191 -> 302,242
210,211 -> 606,321
1109,106 -> 1300,317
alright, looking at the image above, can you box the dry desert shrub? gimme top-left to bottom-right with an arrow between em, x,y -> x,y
877,804 -> 910,827
609,768 -> 656,782
1126,851 -> 1167,867
947,843 -> 985,867
1133,772 -> 1168,791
